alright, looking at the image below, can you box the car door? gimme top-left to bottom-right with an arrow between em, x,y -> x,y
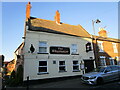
102,67 -> 113,82
110,66 -> 120,80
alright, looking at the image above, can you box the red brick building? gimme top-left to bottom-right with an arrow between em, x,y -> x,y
92,28 -> 120,67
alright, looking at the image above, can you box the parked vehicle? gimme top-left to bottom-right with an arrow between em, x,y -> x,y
81,65 -> 120,85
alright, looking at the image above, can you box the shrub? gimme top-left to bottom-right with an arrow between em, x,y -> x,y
5,65 -> 23,87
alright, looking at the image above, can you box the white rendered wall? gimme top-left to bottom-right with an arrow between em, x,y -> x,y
23,30 -> 94,80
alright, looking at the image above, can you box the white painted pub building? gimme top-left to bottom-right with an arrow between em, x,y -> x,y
14,2 -> 95,81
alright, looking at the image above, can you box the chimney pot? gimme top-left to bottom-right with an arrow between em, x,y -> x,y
98,28 -> 107,37
26,2 -> 31,21
54,10 -> 60,24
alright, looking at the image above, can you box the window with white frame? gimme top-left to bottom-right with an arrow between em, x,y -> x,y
39,41 -> 47,53
71,44 -> 78,54
97,41 -> 104,52
99,56 -> 106,66
109,58 -> 115,65
59,61 -> 66,72
116,57 -> 120,65
73,61 -> 79,71
112,43 -> 118,53
38,61 -> 48,74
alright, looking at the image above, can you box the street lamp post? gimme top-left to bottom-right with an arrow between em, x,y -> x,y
92,20 -> 96,36
92,19 -> 101,36
92,19 -> 101,67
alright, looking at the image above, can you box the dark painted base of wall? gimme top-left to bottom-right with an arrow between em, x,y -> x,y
23,75 -> 82,86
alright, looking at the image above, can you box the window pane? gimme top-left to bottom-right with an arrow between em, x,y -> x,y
71,44 -> 77,54
39,61 -> 47,66
113,43 -> 118,53
39,47 -> 47,53
110,59 -> 114,65
100,60 -> 106,66
59,61 -> 66,72
98,42 -> 103,52
72,44 -> 77,49
73,61 -> 78,64
98,44 -> 102,50
39,42 -> 47,47
38,67 -> 47,72
59,67 -> 65,71
59,61 -> 65,65
73,61 -> 79,71
73,66 -> 79,70
72,49 -> 77,53
100,57 -> 106,66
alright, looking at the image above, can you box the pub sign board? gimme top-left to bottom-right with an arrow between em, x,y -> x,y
50,46 -> 70,54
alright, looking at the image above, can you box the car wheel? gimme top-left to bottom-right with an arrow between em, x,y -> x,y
97,77 -> 104,85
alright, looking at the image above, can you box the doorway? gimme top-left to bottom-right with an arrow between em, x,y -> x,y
84,60 -> 94,73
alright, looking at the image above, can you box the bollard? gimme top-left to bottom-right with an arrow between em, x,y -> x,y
26,76 -> 29,90
2,77 -> 6,90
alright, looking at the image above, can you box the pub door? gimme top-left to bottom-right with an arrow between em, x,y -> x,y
84,60 -> 94,73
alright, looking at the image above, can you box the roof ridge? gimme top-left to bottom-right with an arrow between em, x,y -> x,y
31,16 -> 79,27
106,37 -> 120,40
92,35 -> 120,40
62,22 -> 79,27
35,17 -> 55,22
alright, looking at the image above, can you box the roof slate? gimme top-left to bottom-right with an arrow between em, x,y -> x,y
26,17 -> 120,43
27,17 -> 91,38
92,35 -> 120,43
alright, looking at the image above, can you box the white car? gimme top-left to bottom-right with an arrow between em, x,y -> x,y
81,65 -> 120,85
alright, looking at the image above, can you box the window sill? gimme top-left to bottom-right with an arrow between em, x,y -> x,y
59,71 -> 67,73
73,70 -> 80,72
99,50 -> 105,53
37,52 -> 49,54
37,72 -> 49,75
71,54 -> 79,55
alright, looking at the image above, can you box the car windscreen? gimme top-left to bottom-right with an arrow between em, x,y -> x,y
93,67 -> 106,72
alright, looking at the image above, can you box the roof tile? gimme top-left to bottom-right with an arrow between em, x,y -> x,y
28,17 -> 91,38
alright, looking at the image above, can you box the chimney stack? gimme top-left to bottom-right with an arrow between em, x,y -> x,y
98,28 -> 107,37
26,2 -> 31,21
54,10 -> 60,24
